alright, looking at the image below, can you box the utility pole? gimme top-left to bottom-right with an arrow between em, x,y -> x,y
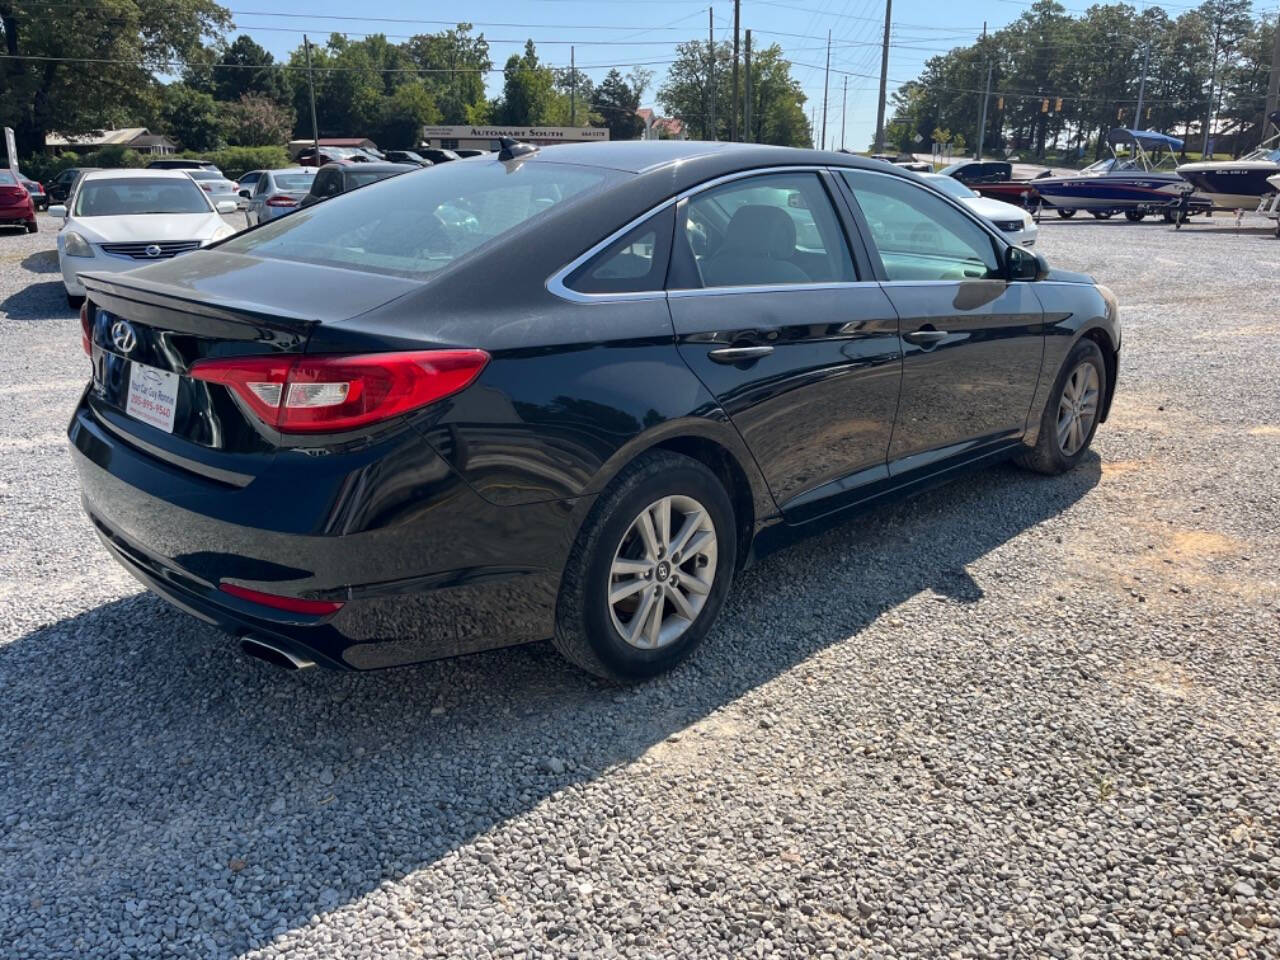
570,46 -> 576,126
873,0 -> 892,152
744,29 -> 753,143
731,0 -> 740,141
821,29 -> 831,150
811,105 -> 817,147
1265,17 -> 1280,132
303,35 -> 320,155
1202,31 -> 1220,156
977,22 -> 991,159
1134,40 -> 1149,130
841,75 -> 848,150
709,7 -> 716,140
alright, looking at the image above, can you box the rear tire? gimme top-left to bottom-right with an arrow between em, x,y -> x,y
1124,210 -> 1145,222
553,450 -> 737,682
1015,339 -> 1107,476
25,220 -> 37,234
1056,207 -> 1076,219
1091,210 -> 1113,220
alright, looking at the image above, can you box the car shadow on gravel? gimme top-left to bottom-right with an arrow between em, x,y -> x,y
0,456 -> 1100,956
0,280 -> 72,320
20,249 -> 60,274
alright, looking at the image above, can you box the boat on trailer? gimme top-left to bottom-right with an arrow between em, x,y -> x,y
1033,128 -> 1210,222
1176,112 -> 1280,210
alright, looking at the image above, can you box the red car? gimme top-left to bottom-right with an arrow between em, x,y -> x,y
0,170 -> 37,233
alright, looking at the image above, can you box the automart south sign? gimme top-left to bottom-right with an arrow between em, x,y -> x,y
422,125 -> 610,142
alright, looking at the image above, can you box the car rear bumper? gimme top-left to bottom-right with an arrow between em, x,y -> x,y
69,398 -> 583,670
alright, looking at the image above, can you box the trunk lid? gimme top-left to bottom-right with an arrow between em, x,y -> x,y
80,252 -> 423,480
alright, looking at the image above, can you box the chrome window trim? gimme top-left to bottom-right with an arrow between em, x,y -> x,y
668,280 -> 875,298
546,164 -> 842,304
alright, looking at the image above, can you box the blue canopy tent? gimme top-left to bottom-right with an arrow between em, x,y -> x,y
1105,128 -> 1184,152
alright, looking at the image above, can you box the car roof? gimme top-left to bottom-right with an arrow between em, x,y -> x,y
524,139 -> 890,177
333,162 -> 416,173
80,168 -> 204,182
268,167 -> 315,176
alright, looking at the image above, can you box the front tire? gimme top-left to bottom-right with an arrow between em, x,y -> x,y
553,450 -> 737,682
1016,339 -> 1107,475
1056,207 -> 1076,219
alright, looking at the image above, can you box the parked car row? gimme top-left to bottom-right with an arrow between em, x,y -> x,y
50,168 -> 238,307
63,140 -> 1120,683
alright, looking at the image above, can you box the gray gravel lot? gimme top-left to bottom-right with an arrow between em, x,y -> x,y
1,210 -> 1277,958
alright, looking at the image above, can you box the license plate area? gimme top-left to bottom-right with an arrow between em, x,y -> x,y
92,346 -> 179,433
125,360 -> 179,433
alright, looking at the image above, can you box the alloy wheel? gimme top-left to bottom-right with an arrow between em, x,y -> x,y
607,495 -> 718,650
1056,361 -> 1100,457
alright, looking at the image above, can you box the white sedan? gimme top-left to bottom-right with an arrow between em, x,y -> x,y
50,169 -> 238,308
923,173 -> 1038,247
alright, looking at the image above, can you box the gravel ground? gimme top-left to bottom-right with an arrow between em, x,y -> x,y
0,210 -> 1277,958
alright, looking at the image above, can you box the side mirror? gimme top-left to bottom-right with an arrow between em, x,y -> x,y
49,205 -> 67,219
238,189 -> 251,198
215,200 -> 238,214
1006,244 -> 1047,281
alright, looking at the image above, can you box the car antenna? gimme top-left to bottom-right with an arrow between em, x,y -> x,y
498,137 -> 538,161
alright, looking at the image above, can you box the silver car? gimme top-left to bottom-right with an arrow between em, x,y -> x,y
243,167 -> 318,225
186,169 -> 238,208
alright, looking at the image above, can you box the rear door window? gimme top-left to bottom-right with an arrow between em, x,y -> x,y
676,172 -> 855,288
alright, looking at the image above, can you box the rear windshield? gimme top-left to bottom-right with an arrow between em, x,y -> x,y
74,178 -> 212,216
221,159 -> 618,279
273,173 -> 315,191
187,170 -> 226,181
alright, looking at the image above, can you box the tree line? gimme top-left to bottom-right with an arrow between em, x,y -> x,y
0,0 -> 815,159
886,0 -> 1275,162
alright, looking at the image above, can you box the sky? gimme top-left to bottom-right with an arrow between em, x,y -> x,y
228,0 -> 1258,149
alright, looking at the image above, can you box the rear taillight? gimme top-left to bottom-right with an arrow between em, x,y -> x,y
265,195 -> 298,207
219,582 -> 344,615
200,184 -> 213,192
80,301 -> 91,355
190,349 -> 489,433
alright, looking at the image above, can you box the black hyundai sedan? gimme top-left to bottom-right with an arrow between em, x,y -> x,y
69,141 -> 1120,681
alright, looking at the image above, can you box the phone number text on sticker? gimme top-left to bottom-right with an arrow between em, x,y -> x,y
125,362 -> 179,433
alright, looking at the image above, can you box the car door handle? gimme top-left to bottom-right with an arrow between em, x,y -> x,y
903,329 -> 949,346
708,345 -> 774,363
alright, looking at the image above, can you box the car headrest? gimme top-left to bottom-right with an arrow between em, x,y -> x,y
721,204 -> 797,260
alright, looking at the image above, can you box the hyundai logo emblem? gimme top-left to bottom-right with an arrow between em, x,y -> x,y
110,319 -> 137,355
144,244 -> 162,258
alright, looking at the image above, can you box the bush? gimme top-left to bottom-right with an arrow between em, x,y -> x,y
205,145 -> 291,179
18,146 -> 145,184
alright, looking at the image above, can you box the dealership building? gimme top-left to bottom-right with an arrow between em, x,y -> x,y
421,125 -> 609,152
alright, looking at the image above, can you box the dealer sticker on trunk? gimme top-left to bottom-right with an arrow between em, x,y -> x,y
125,361 -> 179,433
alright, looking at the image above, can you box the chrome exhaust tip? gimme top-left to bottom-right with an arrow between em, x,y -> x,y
240,636 -> 316,671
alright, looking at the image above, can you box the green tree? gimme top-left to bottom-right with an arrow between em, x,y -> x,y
375,82 -> 441,148
495,41 -> 554,125
159,82 -> 223,151
210,34 -> 289,104
748,45 -> 811,147
222,92 -> 293,146
594,69 -> 644,140
0,0 -> 231,155
658,39 -> 729,140
403,24 -> 492,125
